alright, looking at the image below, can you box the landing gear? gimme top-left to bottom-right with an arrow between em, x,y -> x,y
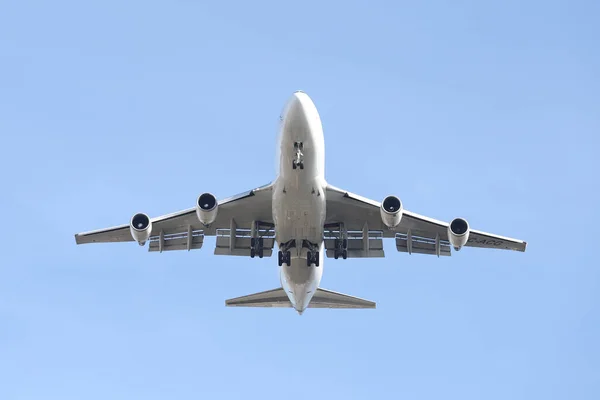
292,142 -> 304,170
325,222 -> 349,260
249,221 -> 274,259
278,250 -> 291,266
278,239 -> 295,266
333,238 -> 348,260
250,237 -> 264,259
292,160 -> 304,170
302,240 -> 320,267
306,251 -> 320,266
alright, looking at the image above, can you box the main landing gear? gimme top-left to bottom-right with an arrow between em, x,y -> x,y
250,237 -> 264,258
249,221 -> 274,259
303,240 -> 320,267
292,141 -> 304,170
277,239 -> 320,267
334,238 -> 348,260
325,222 -> 349,260
277,239 -> 294,266
278,250 -> 291,266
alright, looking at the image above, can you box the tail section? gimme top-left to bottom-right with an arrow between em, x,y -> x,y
309,287 -> 376,309
225,287 -> 291,308
225,287 -> 375,309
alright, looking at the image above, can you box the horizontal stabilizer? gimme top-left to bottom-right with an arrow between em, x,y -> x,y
309,288 -> 376,309
225,287 -> 376,309
225,287 -> 292,308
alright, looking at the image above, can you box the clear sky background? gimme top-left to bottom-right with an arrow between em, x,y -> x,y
1,0 -> 599,399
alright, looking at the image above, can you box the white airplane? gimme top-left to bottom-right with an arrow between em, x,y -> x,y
75,91 -> 527,314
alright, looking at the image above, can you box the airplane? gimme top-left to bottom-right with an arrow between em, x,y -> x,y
74,90 -> 527,314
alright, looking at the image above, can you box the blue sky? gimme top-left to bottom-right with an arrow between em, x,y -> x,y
1,0 -> 599,399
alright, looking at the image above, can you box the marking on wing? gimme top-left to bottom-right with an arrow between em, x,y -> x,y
467,237 -> 505,246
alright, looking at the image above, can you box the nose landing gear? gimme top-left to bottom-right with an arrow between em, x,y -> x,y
292,141 -> 304,170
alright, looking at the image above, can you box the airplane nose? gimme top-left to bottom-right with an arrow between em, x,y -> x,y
291,91 -> 305,107
292,90 -> 308,104
283,92 -> 307,122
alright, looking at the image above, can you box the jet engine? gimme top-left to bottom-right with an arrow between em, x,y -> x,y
130,212 -> 152,245
447,217 -> 470,250
196,192 -> 218,225
380,195 -> 403,228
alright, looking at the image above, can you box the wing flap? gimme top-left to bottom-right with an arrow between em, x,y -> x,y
395,232 -> 451,256
148,230 -> 204,252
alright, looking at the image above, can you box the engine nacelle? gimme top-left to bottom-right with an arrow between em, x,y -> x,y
448,217 -> 470,250
380,195 -> 403,228
196,192 -> 218,225
130,212 -> 152,245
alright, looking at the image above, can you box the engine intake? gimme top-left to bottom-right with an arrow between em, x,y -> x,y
196,192 -> 218,225
380,195 -> 403,228
130,212 -> 152,245
448,217 -> 470,250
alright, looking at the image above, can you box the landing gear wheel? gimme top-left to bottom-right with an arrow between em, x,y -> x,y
334,250 -> 348,260
334,238 -> 348,260
278,250 -> 292,266
299,162 -> 304,170
292,160 -> 297,170
251,237 -> 264,259
306,251 -> 320,267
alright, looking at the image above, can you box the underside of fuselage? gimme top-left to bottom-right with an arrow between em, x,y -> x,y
272,91 -> 327,313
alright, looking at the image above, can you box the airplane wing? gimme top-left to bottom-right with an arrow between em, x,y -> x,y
74,183 -> 274,254
324,184 -> 526,257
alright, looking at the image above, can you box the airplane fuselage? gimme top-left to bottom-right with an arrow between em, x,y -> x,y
272,91 -> 326,313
